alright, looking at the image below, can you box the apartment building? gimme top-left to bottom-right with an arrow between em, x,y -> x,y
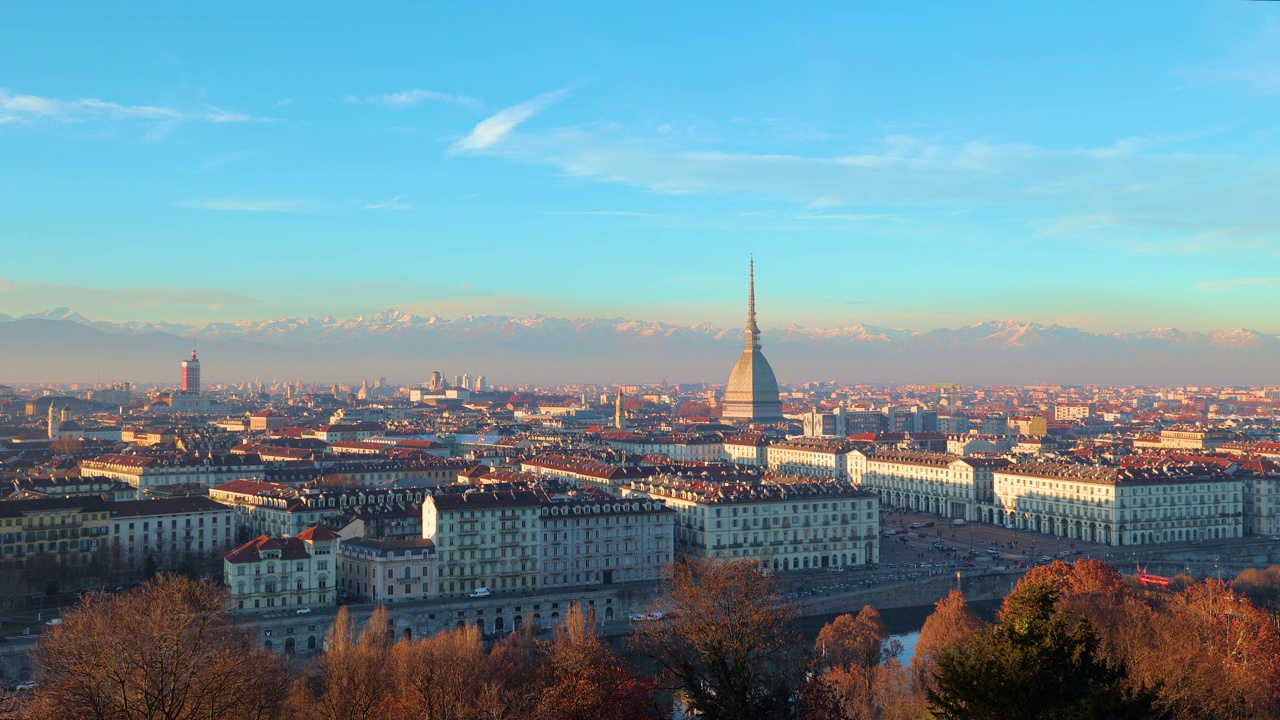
210,480 -> 431,538
423,490 -> 544,598
624,476 -> 879,571
337,537 -> 436,603
1238,459 -> 1280,537
848,449 -> 1010,522
80,453 -> 266,496
107,497 -> 235,568
539,492 -> 675,589
993,462 -> 1243,546
224,525 -> 339,612
766,439 -> 857,480
519,455 -> 654,494
722,434 -> 769,466
0,496 -> 110,565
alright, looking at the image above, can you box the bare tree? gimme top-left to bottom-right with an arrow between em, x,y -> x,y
291,606 -> 390,720
534,603 -> 657,720
631,558 -> 801,720
25,575 -> 289,720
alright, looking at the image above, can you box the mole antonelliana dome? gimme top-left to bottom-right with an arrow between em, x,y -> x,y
721,259 -> 782,422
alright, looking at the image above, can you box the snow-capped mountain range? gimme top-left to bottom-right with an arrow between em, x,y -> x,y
1,308 -> 1277,385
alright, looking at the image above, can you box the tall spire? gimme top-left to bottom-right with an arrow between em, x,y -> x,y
745,256 -> 761,349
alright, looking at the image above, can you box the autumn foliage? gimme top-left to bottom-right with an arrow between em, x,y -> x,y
18,560 -> 1280,720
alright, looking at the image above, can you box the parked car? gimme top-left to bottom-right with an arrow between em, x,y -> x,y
296,607 -> 312,614
16,681 -> 38,691
961,562 -> 976,568
952,519 -> 966,525
44,618 -> 61,626
921,522 -> 935,528
908,523 -> 922,529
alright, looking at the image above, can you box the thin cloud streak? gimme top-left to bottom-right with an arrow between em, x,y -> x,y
345,89 -> 481,110
462,124 -> 1280,246
543,210 -> 656,217
178,198 -> 312,213
362,194 -> 413,210
448,87 -> 570,154
0,89 -> 259,124
1196,278 -> 1280,292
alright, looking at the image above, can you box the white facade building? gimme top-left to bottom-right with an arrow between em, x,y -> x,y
624,476 -> 879,571
224,525 -> 339,612
848,450 -> 1010,522
993,462 -> 1244,546
108,497 -> 235,569
337,537 -> 436,603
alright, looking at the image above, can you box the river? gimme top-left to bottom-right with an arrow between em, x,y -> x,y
791,598 -> 1004,662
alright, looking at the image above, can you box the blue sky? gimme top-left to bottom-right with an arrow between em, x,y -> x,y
2,1 -> 1280,331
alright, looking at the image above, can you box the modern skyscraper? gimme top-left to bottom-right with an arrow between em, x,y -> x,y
180,350 -> 201,394
721,258 -> 782,422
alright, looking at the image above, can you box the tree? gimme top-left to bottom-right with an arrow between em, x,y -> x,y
805,606 -> 919,720
383,621 -> 540,720
292,606 -> 390,720
631,558 -> 802,720
928,576 -> 1162,720
25,575 -> 289,720
534,603 -> 658,720
911,589 -> 983,691
1135,579 -> 1280,720
814,605 -> 899,673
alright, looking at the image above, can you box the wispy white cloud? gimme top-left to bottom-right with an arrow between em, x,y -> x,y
1183,17 -> 1280,96
449,87 -> 570,154
346,89 -> 481,110
178,198 -> 312,213
795,213 -> 897,222
0,89 -> 260,124
1196,278 -> 1280,293
457,121 -> 1280,246
543,210 -> 656,217
274,98 -> 295,107
362,194 -> 412,210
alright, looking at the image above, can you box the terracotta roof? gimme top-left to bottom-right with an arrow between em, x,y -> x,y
296,524 -> 340,542
225,535 -> 303,563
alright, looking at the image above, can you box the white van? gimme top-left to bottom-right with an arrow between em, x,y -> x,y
952,519 -> 966,526
469,587 -> 491,598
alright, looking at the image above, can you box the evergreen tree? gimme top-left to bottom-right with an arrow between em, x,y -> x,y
927,577 -> 1163,720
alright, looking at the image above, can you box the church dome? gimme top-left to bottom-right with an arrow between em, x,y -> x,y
724,348 -> 780,409
721,259 -> 782,422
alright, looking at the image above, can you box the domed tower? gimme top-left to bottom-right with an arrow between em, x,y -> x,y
721,258 -> 782,422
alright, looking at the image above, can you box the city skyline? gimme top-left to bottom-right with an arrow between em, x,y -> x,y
4,2 -> 1280,333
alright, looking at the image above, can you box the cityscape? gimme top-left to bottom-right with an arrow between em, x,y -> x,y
5,2 -> 1280,719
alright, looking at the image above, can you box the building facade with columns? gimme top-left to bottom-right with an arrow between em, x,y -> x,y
624,475 -> 879,571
